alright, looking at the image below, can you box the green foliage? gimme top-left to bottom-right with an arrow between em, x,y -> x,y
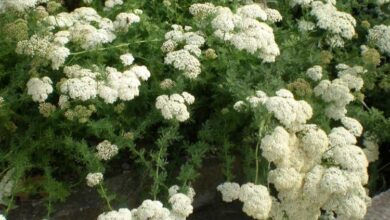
0,0 -> 389,217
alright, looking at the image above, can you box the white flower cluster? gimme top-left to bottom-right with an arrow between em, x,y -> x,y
120,53 -> 135,66
114,12 -> 141,32
45,7 -> 139,50
242,89 -> 313,131
306,65 -> 323,81
298,19 -> 316,32
162,25 -> 205,79
96,140 -> 119,161
189,3 -> 280,62
249,89 -> 371,220
60,63 -> 150,104
27,77 -> 53,102
290,0 -> 314,7
314,64 -> 365,120
97,185 -> 195,220
16,34 -> 70,70
97,208 -> 132,220
310,1 -> 356,48
86,172 -> 103,187
217,182 -> 272,220
104,0 -> 123,10
155,92 -> 195,122
0,169 -> 14,205
168,185 -> 195,220
368,24 -> 390,56
0,0 -> 39,13
0,215 -> 5,220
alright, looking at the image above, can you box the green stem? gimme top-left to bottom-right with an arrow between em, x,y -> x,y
5,195 -> 14,215
255,115 -> 269,184
153,145 -> 164,200
99,184 -> 113,211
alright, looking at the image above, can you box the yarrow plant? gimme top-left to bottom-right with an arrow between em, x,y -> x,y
0,0 -> 389,219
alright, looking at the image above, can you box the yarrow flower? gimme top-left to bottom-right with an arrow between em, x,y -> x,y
217,182 -> 240,202
0,0 -> 38,12
120,53 -> 135,66
239,183 -> 272,220
162,25 -> 205,79
368,24 -> 390,56
230,83 -> 371,219
298,19 -> 316,32
217,182 -> 272,220
290,0 -> 314,7
155,92 -> 194,122
96,140 -> 119,161
16,34 -> 70,70
60,63 -> 150,104
86,172 -> 103,187
114,12 -> 141,32
27,77 -> 53,102
314,64 -> 365,120
97,208 -> 132,220
306,65 -> 323,81
189,3 -> 280,62
132,200 -> 171,220
310,1 -> 356,48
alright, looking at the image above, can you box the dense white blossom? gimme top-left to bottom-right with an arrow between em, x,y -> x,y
341,117 -> 363,137
190,3 -> 280,62
217,182 -> 240,202
169,193 -> 193,218
132,200 -> 171,220
96,140 -> 119,161
0,0 -> 38,12
268,167 -> 303,191
114,12 -> 140,32
162,25 -> 205,79
120,53 -> 135,66
0,215 -> 5,220
263,90 -> 313,130
314,64 -> 364,120
104,0 -> 123,9
69,23 -> 116,49
27,77 -> 53,102
155,93 -> 194,122
261,126 -> 290,164
239,183 -> 272,220
306,65 -> 323,81
248,86 -> 372,220
97,208 -> 132,220
264,8 -> 283,23
16,35 -> 70,70
233,100 -> 246,112
61,76 -> 98,101
310,1 -> 356,47
189,3 -> 217,17
368,25 -> 390,55
61,64 -> 150,104
290,0 -> 314,7
298,19 -> 316,32
86,172 -> 103,187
